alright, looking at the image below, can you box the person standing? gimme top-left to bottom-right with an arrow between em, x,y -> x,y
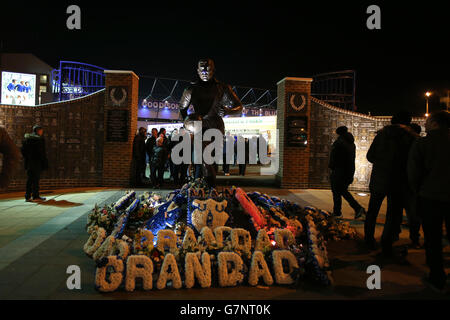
0,127 -> 20,189
132,127 -> 148,187
158,128 -> 170,177
329,126 -> 366,219
158,128 -> 168,148
146,128 -> 158,177
21,125 -> 48,201
239,138 -> 250,176
404,122 -> 423,248
151,137 -> 166,188
407,111 -> 450,292
176,127 -> 189,186
223,133 -> 231,176
168,129 -> 179,185
364,111 -> 418,255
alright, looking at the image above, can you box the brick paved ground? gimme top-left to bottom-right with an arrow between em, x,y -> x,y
0,181 -> 448,300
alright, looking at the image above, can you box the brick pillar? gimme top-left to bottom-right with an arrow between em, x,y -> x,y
276,77 -> 312,188
102,70 -> 139,187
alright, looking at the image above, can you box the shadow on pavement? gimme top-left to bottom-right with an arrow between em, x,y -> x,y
36,199 -> 83,207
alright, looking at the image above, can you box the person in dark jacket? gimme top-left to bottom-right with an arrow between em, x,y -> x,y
223,132 -> 232,176
238,138 -> 250,176
21,125 -> 48,201
364,111 -> 419,255
132,127 -> 148,187
176,127 -> 189,186
407,110 -> 450,292
168,129 -> 180,185
0,127 -> 20,189
329,126 -> 365,219
410,123 -> 422,135
151,137 -> 166,188
402,122 -> 423,248
145,128 -> 157,176
158,128 -> 169,149
158,128 -> 170,174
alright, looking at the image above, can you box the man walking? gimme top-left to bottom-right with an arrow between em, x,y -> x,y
21,125 -> 48,201
329,126 -> 366,219
408,111 -> 450,292
364,111 -> 418,255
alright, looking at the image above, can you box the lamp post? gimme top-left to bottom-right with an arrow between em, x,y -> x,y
425,91 -> 432,117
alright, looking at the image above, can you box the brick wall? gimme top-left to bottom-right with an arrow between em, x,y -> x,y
102,71 -> 139,187
309,97 -> 426,191
0,90 -> 105,192
276,77 -> 426,191
0,70 -> 140,193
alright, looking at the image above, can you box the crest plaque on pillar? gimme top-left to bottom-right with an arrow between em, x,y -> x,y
287,92 -> 308,115
107,86 -> 128,107
286,92 -> 308,146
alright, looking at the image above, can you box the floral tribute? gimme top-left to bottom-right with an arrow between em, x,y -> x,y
84,179 -> 357,292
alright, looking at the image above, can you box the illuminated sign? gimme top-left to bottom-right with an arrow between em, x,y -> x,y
139,99 -> 276,118
141,99 -> 180,109
1,71 -> 36,106
146,122 -> 184,134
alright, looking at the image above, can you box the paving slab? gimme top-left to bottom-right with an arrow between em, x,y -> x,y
0,187 -> 448,300
0,189 -> 121,269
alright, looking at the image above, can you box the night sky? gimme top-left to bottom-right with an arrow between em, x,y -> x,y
1,1 -> 449,116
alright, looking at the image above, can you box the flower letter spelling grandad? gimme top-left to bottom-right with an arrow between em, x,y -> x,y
84,179 -> 357,292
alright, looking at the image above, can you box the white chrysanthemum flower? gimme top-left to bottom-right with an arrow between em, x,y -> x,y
156,229 -> 177,252
213,226 -> 232,249
248,251 -> 273,286
230,228 -> 252,252
199,227 -> 217,250
272,250 -> 299,285
93,235 -> 115,261
125,255 -> 154,291
217,252 -> 244,287
182,227 -> 198,250
84,227 -> 106,256
115,239 -> 130,260
274,228 -> 295,249
156,253 -> 182,289
95,256 -> 123,292
255,229 -> 272,251
184,252 -> 211,288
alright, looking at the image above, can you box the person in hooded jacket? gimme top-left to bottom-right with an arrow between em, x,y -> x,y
407,110 -> 450,292
329,126 -> 366,219
364,111 -> 419,255
21,124 -> 48,201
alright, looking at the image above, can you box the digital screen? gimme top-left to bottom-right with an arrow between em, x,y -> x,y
1,71 -> 36,106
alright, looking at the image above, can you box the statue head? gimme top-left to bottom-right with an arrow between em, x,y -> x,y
197,59 -> 215,82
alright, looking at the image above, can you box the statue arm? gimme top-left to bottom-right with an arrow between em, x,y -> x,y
179,87 -> 193,120
222,84 -> 243,116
